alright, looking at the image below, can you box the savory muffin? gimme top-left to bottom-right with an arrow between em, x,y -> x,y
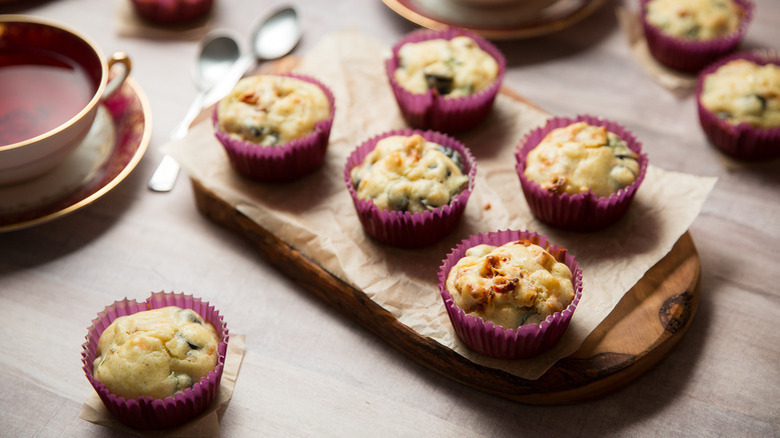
83,292 -> 229,430
695,50 -> 780,160
438,230 -> 583,359
639,0 -> 754,72
131,0 -> 214,24
349,133 -> 469,213
645,0 -> 745,41
344,129 -> 476,248
523,121 -> 641,197
393,35 -> 499,98
216,75 -> 331,147
515,116 -> 647,231
385,28 -> 506,133
213,73 -> 335,182
445,239 -> 575,329
92,306 -> 220,400
699,58 -> 780,129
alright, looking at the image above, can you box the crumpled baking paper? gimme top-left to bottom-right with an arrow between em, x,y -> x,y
165,30 -> 715,380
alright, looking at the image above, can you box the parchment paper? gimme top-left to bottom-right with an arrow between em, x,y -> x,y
79,334 -> 245,436
165,30 -> 716,380
616,7 -> 699,94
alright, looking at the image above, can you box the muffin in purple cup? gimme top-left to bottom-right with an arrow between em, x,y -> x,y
131,0 -> 214,25
213,73 -> 335,182
515,115 -> 648,232
82,291 -> 229,430
640,0 -> 754,73
696,50 -> 780,160
385,28 -> 506,133
439,229 -> 583,359
345,129 -> 476,248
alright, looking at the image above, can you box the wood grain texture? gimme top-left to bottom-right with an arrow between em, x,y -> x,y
190,177 -> 700,404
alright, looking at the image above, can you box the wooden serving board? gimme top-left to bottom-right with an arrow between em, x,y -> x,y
189,59 -> 700,404
191,178 -> 699,404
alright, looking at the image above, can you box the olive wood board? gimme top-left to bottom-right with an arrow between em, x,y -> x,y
188,60 -> 701,404
191,179 -> 699,404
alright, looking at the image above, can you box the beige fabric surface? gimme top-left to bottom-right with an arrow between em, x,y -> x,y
166,30 -> 715,380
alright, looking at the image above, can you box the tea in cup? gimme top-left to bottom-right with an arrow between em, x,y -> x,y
0,15 -> 131,185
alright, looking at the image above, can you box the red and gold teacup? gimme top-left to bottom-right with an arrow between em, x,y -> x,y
0,15 -> 131,185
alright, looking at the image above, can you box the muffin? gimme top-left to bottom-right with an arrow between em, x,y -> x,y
82,292 -> 229,430
438,229 -> 583,359
640,0 -> 754,72
213,73 -> 335,182
515,115 -> 648,232
696,50 -> 780,160
131,0 -> 214,25
385,28 -> 506,133
345,129 -> 476,248
92,306 -> 220,400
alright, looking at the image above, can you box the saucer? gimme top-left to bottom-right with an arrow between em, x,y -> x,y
0,77 -> 151,232
381,0 -> 609,39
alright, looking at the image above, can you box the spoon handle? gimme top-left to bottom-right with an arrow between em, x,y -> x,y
147,91 -> 207,192
147,155 -> 181,192
148,55 -> 253,192
173,91 -> 207,139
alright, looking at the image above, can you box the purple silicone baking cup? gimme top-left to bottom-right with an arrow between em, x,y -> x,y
344,129 -> 477,248
213,73 -> 336,182
640,0 -> 754,73
438,229 -> 583,359
385,28 -> 506,133
81,291 -> 229,430
131,0 -> 214,24
696,50 -> 780,161
514,115 -> 649,232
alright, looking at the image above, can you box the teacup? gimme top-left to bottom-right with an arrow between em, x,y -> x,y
0,15 -> 131,185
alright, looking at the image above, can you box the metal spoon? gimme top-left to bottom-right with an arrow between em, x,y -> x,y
202,6 -> 302,108
147,6 -> 302,192
147,34 -> 240,192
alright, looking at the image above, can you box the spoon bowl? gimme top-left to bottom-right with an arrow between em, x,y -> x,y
194,35 -> 240,92
201,6 -> 303,107
251,7 -> 301,60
